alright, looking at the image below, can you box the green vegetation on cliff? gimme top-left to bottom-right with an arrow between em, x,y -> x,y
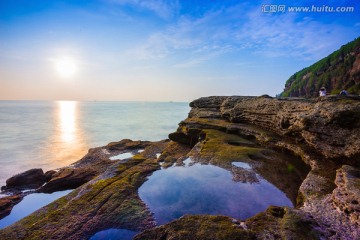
282,37 -> 360,97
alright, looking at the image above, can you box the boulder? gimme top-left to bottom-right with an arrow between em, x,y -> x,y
39,167 -> 98,193
5,168 -> 46,190
106,139 -> 151,151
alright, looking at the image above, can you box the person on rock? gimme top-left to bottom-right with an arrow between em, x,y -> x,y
319,87 -> 326,97
339,89 -> 348,96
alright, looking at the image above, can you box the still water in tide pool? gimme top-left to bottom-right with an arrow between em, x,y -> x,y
0,190 -> 72,229
90,228 -> 138,240
0,101 -> 189,186
139,161 -> 293,225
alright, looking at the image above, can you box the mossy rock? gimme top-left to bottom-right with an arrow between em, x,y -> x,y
246,206 -> 320,240
134,215 -> 255,240
197,129 -> 265,168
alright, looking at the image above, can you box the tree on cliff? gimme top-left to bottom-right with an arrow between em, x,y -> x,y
281,37 -> 360,97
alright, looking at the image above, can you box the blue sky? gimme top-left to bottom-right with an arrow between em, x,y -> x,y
0,0 -> 359,101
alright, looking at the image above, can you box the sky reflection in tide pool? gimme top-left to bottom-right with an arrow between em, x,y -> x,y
232,162 -> 252,169
109,152 -> 134,161
139,162 -> 292,225
0,190 -> 72,229
90,228 -> 138,240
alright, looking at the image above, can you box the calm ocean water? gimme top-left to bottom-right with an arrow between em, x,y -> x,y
0,101 -> 189,187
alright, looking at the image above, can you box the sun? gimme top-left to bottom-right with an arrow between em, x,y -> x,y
55,57 -> 77,78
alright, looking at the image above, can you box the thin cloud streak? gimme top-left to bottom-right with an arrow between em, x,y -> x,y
107,0 -> 180,19
128,3 -> 356,64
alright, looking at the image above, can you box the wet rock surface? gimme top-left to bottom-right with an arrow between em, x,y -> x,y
39,167 -> 98,193
2,168 -> 46,191
134,206 -> 321,240
134,215 -> 255,240
0,195 -> 23,219
0,96 -> 359,239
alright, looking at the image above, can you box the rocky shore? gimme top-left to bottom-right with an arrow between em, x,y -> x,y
0,95 -> 359,239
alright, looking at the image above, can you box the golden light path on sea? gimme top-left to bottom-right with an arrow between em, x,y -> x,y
43,101 -> 88,168
58,101 -> 77,143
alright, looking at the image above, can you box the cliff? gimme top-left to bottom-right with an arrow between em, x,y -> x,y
0,96 -> 359,239
168,95 -> 360,239
282,37 -> 360,97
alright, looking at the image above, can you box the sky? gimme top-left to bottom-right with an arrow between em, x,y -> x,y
0,0 -> 359,101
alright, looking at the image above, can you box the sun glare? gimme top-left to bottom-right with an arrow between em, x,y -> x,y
58,101 -> 77,142
55,57 -> 77,78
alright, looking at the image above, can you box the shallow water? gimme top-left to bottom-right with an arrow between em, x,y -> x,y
0,101 -> 189,186
0,190 -> 72,229
139,160 -> 293,225
232,161 -> 252,169
90,228 -> 138,240
109,152 -> 134,161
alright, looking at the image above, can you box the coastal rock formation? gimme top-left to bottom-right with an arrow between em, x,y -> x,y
39,167 -> 98,193
184,95 -> 360,161
0,95 -> 359,239
168,95 -> 360,239
0,139 -> 189,239
0,195 -> 23,219
2,168 -> 46,190
134,215 -> 255,240
134,207 -> 320,240
332,165 -> 360,224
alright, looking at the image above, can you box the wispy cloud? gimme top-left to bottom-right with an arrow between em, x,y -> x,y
108,0 -> 180,19
127,3 -> 357,65
173,45 -> 236,68
127,8 -> 241,63
240,8 -> 353,60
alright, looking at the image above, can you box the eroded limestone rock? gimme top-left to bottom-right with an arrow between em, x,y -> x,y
332,165 -> 360,225
185,96 -> 360,161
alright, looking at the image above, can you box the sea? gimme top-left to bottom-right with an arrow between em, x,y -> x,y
0,101 -> 190,187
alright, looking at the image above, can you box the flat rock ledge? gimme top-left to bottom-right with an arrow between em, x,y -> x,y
0,95 -> 359,240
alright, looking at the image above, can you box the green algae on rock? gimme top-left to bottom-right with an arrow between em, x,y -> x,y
134,215 -> 255,240
246,206 -> 320,240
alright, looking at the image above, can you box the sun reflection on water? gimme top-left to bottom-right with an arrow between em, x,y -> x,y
44,101 -> 88,168
58,101 -> 76,143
